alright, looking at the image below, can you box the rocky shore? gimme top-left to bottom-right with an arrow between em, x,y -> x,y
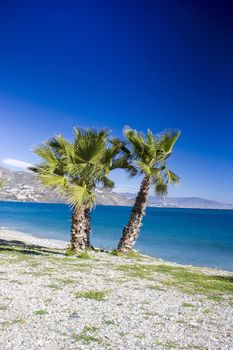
0,229 -> 233,350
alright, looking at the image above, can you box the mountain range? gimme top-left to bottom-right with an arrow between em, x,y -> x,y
119,192 -> 233,210
0,166 -> 232,209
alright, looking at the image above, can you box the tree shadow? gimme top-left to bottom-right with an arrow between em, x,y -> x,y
210,275 -> 233,283
0,239 -> 65,256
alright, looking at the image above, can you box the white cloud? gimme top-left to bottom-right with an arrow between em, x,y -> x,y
2,158 -> 32,170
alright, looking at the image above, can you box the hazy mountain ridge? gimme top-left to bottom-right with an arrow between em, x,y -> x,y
0,167 -> 133,206
119,193 -> 233,210
0,167 -> 232,209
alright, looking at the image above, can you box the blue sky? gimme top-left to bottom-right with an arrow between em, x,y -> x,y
0,0 -> 232,202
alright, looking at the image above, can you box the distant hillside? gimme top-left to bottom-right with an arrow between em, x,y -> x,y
0,167 -> 232,209
119,193 -> 233,210
0,167 -> 133,206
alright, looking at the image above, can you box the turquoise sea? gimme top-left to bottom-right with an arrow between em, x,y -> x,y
0,201 -> 233,271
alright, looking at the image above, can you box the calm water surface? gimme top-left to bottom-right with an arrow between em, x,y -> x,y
0,201 -> 233,271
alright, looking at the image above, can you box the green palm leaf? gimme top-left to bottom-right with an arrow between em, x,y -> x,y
165,169 -> 180,184
159,130 -> 181,154
155,180 -> 168,197
135,161 -> 151,176
33,144 -> 58,170
38,173 -> 68,190
67,184 -> 94,207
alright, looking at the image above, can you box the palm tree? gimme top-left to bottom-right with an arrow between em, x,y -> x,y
30,128 -> 130,252
117,128 -> 181,253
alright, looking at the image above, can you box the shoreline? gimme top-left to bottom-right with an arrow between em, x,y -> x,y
1,199 -> 233,211
1,227 -> 232,276
1,227 -> 233,349
0,227 -> 68,250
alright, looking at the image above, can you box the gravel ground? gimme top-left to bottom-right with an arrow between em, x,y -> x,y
0,229 -> 233,350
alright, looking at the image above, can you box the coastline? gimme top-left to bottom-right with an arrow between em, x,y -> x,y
1,227 -> 232,276
0,227 -> 67,250
1,199 -> 233,210
1,228 -> 233,349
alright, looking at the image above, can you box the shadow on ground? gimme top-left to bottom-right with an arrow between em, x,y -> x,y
0,239 -> 65,256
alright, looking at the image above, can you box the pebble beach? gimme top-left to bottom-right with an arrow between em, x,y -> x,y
0,228 -> 233,350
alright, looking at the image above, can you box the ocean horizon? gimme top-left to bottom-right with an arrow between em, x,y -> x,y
1,201 -> 233,272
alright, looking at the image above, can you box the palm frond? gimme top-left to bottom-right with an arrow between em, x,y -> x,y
37,173 -> 68,190
67,184 -> 94,207
47,135 -> 74,161
165,169 -> 180,184
147,129 -> 154,146
100,176 -> 115,190
154,178 -> 168,197
74,128 -> 107,164
124,128 -> 145,155
135,161 -> 151,176
33,144 -> 58,170
158,129 -> 181,155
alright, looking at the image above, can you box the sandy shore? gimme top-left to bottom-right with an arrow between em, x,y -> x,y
0,227 -> 68,249
0,229 -> 233,350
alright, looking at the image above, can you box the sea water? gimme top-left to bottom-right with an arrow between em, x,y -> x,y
0,201 -> 233,271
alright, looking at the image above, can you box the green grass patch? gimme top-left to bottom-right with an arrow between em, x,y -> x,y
77,251 -> 92,259
34,309 -> 48,315
47,283 -> 61,290
117,263 -> 233,301
20,270 -> 54,277
0,305 -> 7,311
65,247 -> 76,256
104,319 -> 115,325
182,302 -> 196,308
72,325 -> 102,344
111,249 -> 141,258
117,264 -> 155,279
9,279 -> 23,285
154,340 -> 179,349
1,318 -> 25,327
144,311 -> 160,317
202,308 -> 210,314
76,290 -> 108,301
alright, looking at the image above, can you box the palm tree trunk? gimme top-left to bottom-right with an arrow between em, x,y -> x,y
84,207 -> 91,248
70,206 -> 89,252
117,175 -> 151,253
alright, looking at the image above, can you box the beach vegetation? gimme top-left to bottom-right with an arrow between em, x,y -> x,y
118,263 -> 233,301
182,302 -> 195,308
34,309 -> 48,315
47,283 -> 61,290
202,308 -> 210,314
1,318 -> 25,328
56,278 -> 76,284
104,319 -> 115,325
9,279 -> 23,285
77,251 -> 92,259
65,247 -> 76,256
0,305 -> 7,310
154,340 -> 180,349
75,289 -> 108,301
111,249 -> 141,259
147,284 -> 165,291
117,128 -> 180,253
72,325 -> 102,344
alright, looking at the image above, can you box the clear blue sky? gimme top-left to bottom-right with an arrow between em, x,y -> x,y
0,0 -> 232,202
